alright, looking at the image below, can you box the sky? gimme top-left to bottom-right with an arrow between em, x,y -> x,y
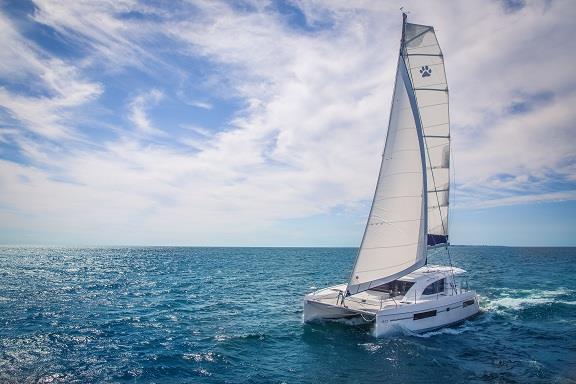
0,0 -> 575,247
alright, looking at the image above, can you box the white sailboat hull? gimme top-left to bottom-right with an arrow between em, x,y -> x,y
373,292 -> 479,336
303,299 -> 360,323
303,284 -> 353,323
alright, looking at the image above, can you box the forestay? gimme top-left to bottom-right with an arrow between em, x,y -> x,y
404,23 -> 451,247
347,56 -> 428,295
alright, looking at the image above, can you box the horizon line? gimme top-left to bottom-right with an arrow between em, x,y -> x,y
0,244 -> 575,248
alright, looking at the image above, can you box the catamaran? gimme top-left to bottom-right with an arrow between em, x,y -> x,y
303,13 -> 480,336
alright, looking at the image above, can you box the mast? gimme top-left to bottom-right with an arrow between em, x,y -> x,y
400,12 -> 429,266
399,12 -> 429,268
401,12 -> 407,55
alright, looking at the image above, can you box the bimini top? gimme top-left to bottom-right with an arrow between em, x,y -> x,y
399,265 -> 466,283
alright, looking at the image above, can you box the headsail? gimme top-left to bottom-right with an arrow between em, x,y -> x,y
347,58 -> 428,295
404,22 -> 451,247
347,15 -> 450,295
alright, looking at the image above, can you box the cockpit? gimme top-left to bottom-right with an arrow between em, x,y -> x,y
370,279 -> 415,298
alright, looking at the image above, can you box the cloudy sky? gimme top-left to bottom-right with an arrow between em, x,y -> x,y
0,0 -> 575,246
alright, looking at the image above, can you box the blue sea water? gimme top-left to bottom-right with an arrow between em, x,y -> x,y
0,246 -> 575,383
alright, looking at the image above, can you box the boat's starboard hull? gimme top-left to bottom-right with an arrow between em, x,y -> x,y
373,292 -> 479,336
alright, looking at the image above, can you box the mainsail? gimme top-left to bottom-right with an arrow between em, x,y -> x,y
404,22 -> 451,247
347,16 -> 450,295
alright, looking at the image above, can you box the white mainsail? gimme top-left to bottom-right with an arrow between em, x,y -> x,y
347,19 -> 450,295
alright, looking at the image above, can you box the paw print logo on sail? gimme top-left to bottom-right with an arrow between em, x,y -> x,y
420,65 -> 432,78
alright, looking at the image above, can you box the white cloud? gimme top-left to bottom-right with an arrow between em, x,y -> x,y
0,0 -> 575,244
0,11 -> 102,140
187,100 -> 213,110
128,89 -> 164,135
458,190 -> 576,210
31,0 -> 160,71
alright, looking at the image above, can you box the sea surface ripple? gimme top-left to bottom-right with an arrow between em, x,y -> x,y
0,246 -> 575,383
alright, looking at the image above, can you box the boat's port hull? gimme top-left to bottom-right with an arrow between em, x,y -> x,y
303,299 -> 361,323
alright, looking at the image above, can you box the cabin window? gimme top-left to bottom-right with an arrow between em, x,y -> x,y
413,310 -> 437,320
423,279 -> 445,295
371,280 -> 415,297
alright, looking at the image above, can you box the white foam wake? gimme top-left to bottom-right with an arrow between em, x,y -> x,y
409,324 -> 478,338
485,288 -> 574,310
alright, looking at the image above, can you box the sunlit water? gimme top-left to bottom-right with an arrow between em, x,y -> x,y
0,246 -> 574,383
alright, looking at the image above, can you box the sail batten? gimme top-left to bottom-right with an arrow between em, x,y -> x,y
347,17 -> 450,296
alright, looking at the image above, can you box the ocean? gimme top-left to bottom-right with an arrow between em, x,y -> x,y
0,246 -> 574,383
